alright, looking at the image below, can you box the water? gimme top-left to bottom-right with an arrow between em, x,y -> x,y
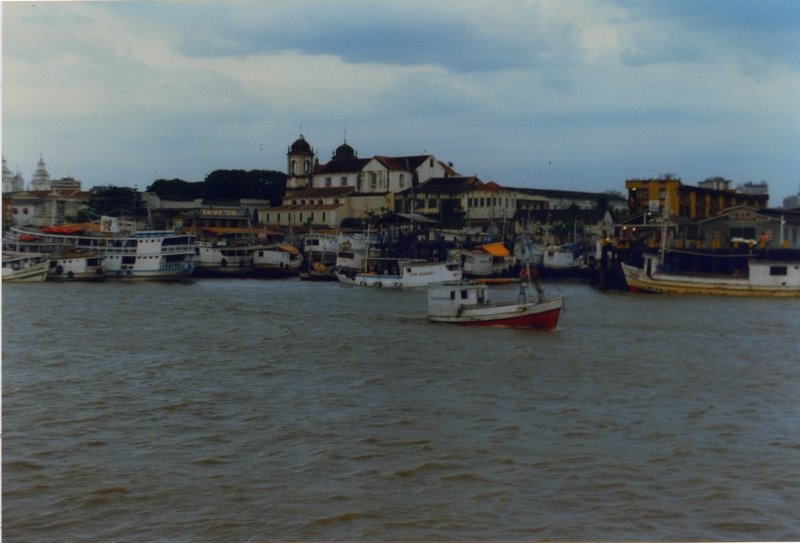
3,278 -> 800,541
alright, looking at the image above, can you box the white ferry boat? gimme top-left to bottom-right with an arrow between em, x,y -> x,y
194,241 -> 258,277
14,228 -> 196,281
337,260 -> 462,288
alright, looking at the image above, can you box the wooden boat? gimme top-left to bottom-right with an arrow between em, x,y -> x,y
2,252 -> 49,282
621,251 -> 800,297
449,242 -> 516,278
427,272 -> 563,329
337,260 -> 462,289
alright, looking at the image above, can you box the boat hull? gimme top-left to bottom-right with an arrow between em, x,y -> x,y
3,261 -> 50,282
429,297 -> 563,329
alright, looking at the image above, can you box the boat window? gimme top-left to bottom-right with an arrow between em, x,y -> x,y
461,290 -> 469,299
770,266 -> 788,276
450,291 -> 455,300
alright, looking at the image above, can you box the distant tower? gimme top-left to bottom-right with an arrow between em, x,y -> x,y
331,138 -> 357,161
286,135 -> 315,190
31,154 -> 52,191
2,156 -> 25,192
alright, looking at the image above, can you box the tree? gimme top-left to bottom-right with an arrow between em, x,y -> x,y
87,186 -> 144,218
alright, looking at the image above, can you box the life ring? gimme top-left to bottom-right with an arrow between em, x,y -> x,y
185,263 -> 194,272
221,258 -> 228,267
358,280 -> 367,286
393,282 -> 402,288
95,268 -> 104,275
55,265 -> 64,275
374,281 -> 382,288
67,271 -> 75,279
126,270 -> 133,277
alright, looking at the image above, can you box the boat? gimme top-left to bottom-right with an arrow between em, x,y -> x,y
2,252 -> 50,282
427,270 -> 563,329
300,232 -> 339,281
621,251 -> 800,297
542,243 -> 586,273
194,241 -> 258,277
513,234 -> 545,268
13,227 -> 196,281
253,244 -> 303,277
449,242 -> 516,278
47,252 -> 105,281
337,259 -> 462,288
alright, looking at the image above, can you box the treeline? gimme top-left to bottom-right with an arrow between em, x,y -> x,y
147,169 -> 286,206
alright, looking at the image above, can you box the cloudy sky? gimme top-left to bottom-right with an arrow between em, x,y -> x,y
3,1 -> 799,203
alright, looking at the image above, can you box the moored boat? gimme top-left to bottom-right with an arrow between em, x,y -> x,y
2,252 -> 50,283
253,244 -> 303,277
47,253 -> 105,281
337,259 -> 462,288
427,272 -> 563,329
194,241 -> 258,277
621,251 -> 800,297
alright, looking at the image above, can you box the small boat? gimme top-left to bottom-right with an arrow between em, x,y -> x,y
427,270 -> 563,329
48,253 -> 105,281
337,260 -> 462,288
542,243 -> 585,272
449,242 -> 516,278
621,251 -> 800,297
253,244 -> 303,277
300,232 -> 339,281
2,252 -> 50,283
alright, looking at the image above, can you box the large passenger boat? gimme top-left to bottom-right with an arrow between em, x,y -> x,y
13,227 -> 196,281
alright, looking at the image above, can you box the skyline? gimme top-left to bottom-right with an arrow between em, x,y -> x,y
3,1 -> 800,203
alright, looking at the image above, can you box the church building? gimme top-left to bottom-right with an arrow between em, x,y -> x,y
260,135 -> 457,228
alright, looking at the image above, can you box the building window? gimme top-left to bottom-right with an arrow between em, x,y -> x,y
304,160 -> 310,173
322,212 -> 326,221
370,172 -> 377,188
290,160 -> 296,175
340,177 -> 347,186
325,177 -> 332,187
429,158 -> 434,167
399,174 -> 405,187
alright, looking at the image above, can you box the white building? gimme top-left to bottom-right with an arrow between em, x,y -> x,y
265,135 -> 456,228
2,157 -> 25,193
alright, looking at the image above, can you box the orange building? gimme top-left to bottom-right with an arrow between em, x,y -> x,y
625,177 -> 768,220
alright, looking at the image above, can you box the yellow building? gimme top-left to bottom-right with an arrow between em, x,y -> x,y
625,177 -> 768,220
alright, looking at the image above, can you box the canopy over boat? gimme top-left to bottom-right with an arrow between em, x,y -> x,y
476,242 -> 510,257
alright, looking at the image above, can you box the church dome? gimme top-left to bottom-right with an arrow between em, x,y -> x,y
289,135 -> 313,154
332,141 -> 356,160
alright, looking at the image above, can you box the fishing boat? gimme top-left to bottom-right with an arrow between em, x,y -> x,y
427,269 -> 563,329
337,260 -> 462,288
300,232 -> 338,281
253,244 -> 303,277
542,243 -> 585,273
2,252 -> 50,282
621,251 -> 800,297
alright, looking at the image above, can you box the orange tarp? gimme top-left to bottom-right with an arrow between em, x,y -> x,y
477,242 -> 510,257
277,243 -> 300,255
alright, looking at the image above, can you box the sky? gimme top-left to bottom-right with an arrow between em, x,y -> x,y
2,0 -> 800,204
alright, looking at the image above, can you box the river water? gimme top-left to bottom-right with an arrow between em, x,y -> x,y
3,278 -> 799,542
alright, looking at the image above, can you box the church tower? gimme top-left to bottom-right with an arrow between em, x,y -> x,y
31,154 -> 52,191
286,135 -> 315,190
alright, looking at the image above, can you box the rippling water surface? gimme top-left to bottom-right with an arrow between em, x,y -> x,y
3,278 -> 800,541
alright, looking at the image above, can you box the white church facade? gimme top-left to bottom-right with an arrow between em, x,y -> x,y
262,135 -> 457,228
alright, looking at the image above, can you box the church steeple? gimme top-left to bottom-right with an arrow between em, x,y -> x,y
287,135 -> 315,190
31,153 -> 51,191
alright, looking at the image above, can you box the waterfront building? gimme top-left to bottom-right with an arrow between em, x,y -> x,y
265,135 -> 457,228
625,176 -> 768,220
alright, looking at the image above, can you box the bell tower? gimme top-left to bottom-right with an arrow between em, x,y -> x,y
286,135 -> 315,190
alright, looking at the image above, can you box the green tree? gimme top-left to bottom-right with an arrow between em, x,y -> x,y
87,186 -> 144,218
